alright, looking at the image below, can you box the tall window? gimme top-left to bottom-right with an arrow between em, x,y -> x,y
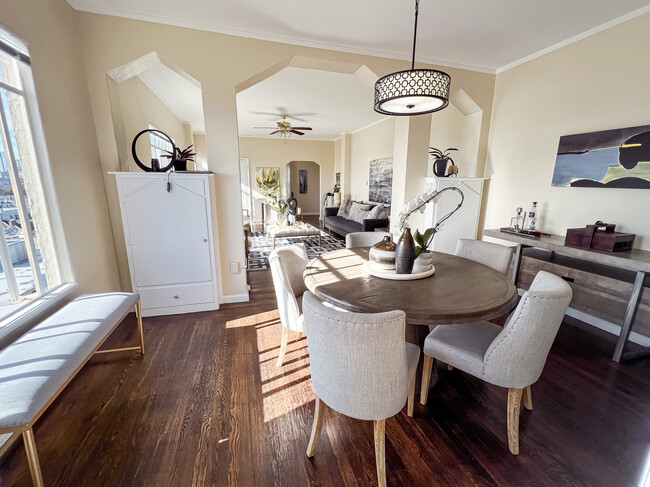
0,27 -> 64,320
148,123 -> 174,162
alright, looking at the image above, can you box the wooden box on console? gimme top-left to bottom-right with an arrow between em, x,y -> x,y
516,248 -> 650,339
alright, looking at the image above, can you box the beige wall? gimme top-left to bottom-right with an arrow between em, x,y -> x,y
485,12 -> 650,250
115,76 -> 192,171
289,161 -> 320,214
73,11 -> 495,300
238,137 -> 334,221
0,1 -> 120,295
348,119 -> 395,202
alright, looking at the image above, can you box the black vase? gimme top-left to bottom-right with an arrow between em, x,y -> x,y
173,159 -> 188,171
395,228 -> 416,274
433,158 -> 450,177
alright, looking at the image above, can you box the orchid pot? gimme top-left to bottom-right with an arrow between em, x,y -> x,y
412,250 -> 434,273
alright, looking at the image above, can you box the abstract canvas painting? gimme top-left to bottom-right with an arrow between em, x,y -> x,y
299,169 -> 308,194
552,124 -> 650,189
368,157 -> 393,204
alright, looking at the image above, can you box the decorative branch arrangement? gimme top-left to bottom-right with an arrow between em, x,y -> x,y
395,186 -> 465,253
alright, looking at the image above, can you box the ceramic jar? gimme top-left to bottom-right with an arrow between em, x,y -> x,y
369,236 -> 396,270
412,251 -> 434,273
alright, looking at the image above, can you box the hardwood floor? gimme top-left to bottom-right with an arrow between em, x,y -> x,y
1,271 -> 649,486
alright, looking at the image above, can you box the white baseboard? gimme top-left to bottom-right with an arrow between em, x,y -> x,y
566,307 -> 650,348
220,293 -> 250,303
516,287 -> 650,347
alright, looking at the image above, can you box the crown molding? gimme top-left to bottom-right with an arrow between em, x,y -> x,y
496,5 -> 650,74
68,1 -> 650,77
66,1 -> 495,74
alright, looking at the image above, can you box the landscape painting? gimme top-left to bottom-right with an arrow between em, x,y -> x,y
551,124 -> 650,189
368,157 -> 393,204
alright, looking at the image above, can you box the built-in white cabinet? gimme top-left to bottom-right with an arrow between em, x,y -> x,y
112,172 -> 220,317
422,177 -> 486,254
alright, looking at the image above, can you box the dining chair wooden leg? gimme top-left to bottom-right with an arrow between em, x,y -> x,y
23,428 -> 44,487
306,397 -> 326,457
136,301 -> 145,355
407,374 -> 416,417
523,385 -> 533,411
277,327 -> 290,366
374,419 -> 386,487
507,388 -> 524,455
420,355 -> 434,405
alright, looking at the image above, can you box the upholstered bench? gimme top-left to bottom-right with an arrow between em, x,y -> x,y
0,292 -> 143,487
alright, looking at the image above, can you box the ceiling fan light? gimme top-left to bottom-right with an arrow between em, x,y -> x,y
374,68 -> 450,116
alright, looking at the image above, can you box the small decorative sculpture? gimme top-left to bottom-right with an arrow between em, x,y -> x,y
131,128 -> 175,172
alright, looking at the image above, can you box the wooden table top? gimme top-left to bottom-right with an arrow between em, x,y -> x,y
304,248 -> 518,325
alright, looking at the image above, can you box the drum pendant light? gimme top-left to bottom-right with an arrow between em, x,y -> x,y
374,0 -> 450,116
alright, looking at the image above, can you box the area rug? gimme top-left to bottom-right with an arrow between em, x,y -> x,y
247,231 -> 345,270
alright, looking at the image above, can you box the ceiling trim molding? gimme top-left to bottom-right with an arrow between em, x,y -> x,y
239,135 -> 339,143
66,1 -> 495,74
496,5 -> 650,74
350,116 -> 392,135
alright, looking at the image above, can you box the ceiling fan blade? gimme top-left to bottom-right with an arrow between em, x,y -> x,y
253,126 -> 278,129
291,127 -> 312,130
290,130 -> 305,135
269,130 -> 280,135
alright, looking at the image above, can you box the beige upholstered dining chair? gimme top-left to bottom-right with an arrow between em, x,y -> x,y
345,231 -> 391,249
302,291 -> 419,487
268,244 -> 308,366
455,238 -> 513,275
420,271 -> 572,455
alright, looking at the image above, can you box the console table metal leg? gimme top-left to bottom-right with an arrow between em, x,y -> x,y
613,271 -> 647,363
512,244 -> 526,286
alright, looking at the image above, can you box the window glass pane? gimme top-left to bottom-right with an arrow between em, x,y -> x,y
0,88 -> 60,316
0,50 -> 22,90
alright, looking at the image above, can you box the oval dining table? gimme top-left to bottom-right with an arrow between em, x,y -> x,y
303,247 -> 518,392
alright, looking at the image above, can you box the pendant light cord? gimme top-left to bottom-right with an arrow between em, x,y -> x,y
411,0 -> 420,70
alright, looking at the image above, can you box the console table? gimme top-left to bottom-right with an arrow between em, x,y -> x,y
484,229 -> 650,362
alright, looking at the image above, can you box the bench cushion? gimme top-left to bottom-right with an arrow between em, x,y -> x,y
0,292 -> 139,430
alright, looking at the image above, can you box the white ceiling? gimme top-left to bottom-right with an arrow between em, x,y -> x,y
138,63 -> 205,134
68,0 -> 650,72
236,67 -> 386,141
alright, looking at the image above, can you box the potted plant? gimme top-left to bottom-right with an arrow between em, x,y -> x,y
412,228 -> 436,272
163,145 -> 196,171
268,196 -> 289,225
429,147 -> 458,177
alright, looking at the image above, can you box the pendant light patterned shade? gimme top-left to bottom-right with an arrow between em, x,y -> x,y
374,69 -> 450,116
374,0 -> 451,116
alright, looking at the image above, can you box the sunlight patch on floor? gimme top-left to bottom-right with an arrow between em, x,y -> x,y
257,325 -> 314,422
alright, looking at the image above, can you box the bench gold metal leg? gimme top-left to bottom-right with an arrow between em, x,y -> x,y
137,301 -> 145,355
23,428 -> 44,487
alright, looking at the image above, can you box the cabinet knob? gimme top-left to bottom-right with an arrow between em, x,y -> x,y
174,295 -> 180,299
203,238 -> 208,242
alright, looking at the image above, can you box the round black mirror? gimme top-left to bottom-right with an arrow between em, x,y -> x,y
131,128 -> 176,172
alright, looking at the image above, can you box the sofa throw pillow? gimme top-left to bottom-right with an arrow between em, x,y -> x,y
347,202 -> 373,221
353,209 -> 372,224
367,203 -> 384,220
337,199 -> 352,218
378,205 -> 391,220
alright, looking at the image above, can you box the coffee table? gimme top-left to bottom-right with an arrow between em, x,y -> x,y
267,222 -> 322,249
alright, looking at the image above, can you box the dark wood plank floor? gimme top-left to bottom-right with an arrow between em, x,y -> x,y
1,271 -> 649,486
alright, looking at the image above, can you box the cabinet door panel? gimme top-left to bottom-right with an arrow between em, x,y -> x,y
123,179 -> 212,287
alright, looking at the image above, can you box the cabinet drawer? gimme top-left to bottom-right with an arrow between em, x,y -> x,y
138,282 -> 215,310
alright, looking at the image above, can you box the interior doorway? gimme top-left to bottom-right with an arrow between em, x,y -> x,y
286,161 -> 320,217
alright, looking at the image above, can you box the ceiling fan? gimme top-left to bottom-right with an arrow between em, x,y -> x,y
254,115 -> 313,137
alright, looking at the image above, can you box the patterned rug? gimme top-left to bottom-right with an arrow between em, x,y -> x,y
247,230 -> 345,270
